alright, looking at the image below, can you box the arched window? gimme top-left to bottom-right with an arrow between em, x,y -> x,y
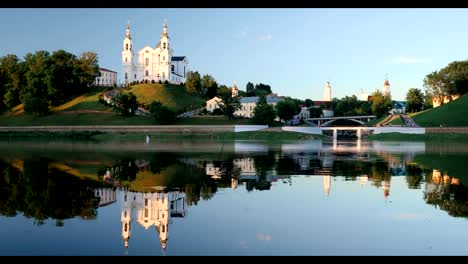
126,44 -> 128,50
124,223 -> 128,232
145,58 -> 149,66
163,42 -> 166,49
145,199 -> 148,206
162,225 -> 165,232
125,57 -> 127,62
163,56 -> 165,61
145,70 -> 149,76
144,209 -> 148,217
125,73 -> 128,80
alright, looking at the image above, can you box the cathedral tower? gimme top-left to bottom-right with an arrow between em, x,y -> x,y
122,20 -> 134,85
324,81 -> 332,102
382,74 -> 391,97
158,19 -> 173,82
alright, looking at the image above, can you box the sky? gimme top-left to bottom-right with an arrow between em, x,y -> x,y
1,8 -> 468,101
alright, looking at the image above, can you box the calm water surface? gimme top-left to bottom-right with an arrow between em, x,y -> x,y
0,139 -> 468,256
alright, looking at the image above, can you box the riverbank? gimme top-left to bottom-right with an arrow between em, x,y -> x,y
367,132 -> 468,142
0,128 -> 322,142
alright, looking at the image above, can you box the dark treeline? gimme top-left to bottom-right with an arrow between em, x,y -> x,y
0,50 -> 100,115
0,158 -> 106,225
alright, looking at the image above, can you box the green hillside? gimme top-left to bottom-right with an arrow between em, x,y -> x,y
125,83 -> 206,112
411,93 -> 468,127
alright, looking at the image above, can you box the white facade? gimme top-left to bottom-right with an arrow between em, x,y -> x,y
122,20 -> 188,85
383,78 -> 391,97
94,188 -> 117,207
234,95 -> 284,118
94,68 -> 117,87
324,81 -> 332,102
206,97 -> 223,112
121,189 -> 186,251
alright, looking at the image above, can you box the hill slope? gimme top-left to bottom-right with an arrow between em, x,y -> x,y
411,93 -> 468,127
125,83 -> 206,112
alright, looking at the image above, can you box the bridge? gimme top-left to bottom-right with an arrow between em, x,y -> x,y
306,115 -> 376,127
282,126 -> 426,139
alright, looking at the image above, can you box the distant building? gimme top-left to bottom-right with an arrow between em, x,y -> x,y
389,101 -> 406,114
324,81 -> 332,101
94,68 -> 117,87
206,96 -> 223,112
234,94 -> 284,118
382,77 -> 391,97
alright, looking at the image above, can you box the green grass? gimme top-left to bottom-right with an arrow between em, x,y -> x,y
125,83 -> 206,112
410,93 -> 468,127
366,115 -> 387,127
368,132 -> 468,142
51,91 -> 109,112
388,115 -> 405,126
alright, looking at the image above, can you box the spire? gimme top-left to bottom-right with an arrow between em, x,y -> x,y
162,18 -> 169,38
125,20 -> 131,39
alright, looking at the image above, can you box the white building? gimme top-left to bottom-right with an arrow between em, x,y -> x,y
206,96 -> 223,112
94,68 -> 117,87
121,189 -> 186,252
94,188 -> 117,207
382,77 -> 391,97
234,94 -> 284,118
122,20 -> 188,85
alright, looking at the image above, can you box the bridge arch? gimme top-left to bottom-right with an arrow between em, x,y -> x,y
321,118 -> 365,127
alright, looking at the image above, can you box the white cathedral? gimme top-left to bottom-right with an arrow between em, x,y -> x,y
122,20 -> 188,85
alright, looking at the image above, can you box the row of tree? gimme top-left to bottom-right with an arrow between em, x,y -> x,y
423,59 -> 468,107
0,50 -> 100,115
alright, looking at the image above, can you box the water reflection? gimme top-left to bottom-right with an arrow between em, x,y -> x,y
0,139 -> 468,255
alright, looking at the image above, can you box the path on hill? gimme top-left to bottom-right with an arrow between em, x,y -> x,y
400,114 -> 419,127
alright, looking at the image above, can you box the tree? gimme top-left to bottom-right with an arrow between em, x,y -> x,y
423,70 -> 450,107
254,83 -> 272,97
201,74 -> 218,98
253,95 -> 276,125
22,51 -> 51,100
304,99 -> 313,108
441,60 -> 468,96
276,99 -> 299,123
149,101 -> 176,125
185,71 -> 202,94
217,85 -> 241,120
423,91 -> 433,110
371,90 -> 392,118
309,106 -> 322,118
405,88 -> 424,113
0,54 -> 24,109
111,91 -> 138,116
246,82 -> 255,96
23,97 -> 49,116
47,50 -> 80,105
76,51 -> 100,89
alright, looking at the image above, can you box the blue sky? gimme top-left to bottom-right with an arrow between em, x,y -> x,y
1,8 -> 468,101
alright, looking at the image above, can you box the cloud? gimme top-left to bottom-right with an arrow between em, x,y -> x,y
392,56 -> 429,64
258,34 -> 272,41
